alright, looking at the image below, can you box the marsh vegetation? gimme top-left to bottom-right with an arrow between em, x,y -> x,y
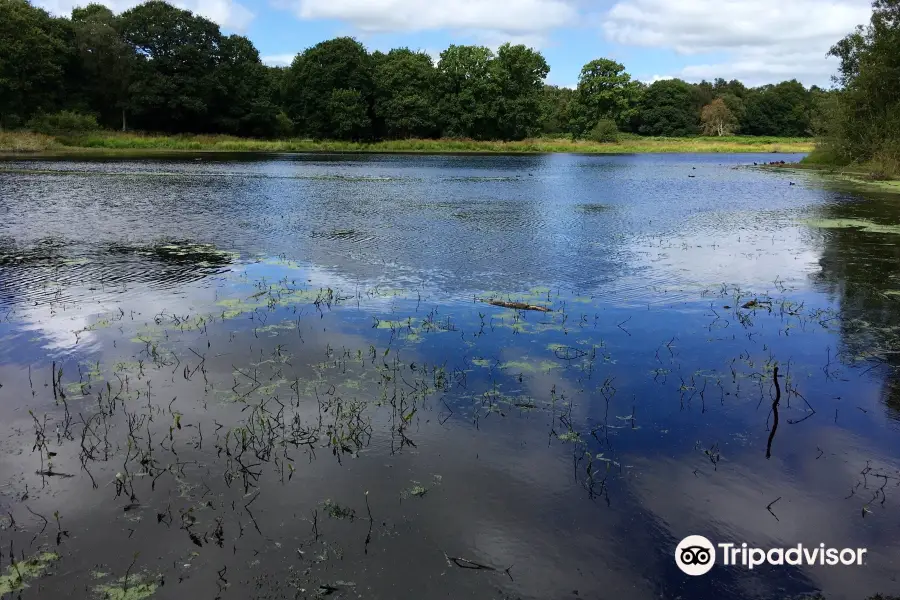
0,153 -> 899,600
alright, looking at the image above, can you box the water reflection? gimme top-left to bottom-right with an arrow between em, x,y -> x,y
0,153 -> 898,600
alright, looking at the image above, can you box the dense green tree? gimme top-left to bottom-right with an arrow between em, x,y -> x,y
713,78 -> 747,99
570,59 -> 641,136
540,85 -> 575,135
823,0 -> 900,163
284,37 -> 374,139
0,0 -> 842,142
694,80 -> 715,108
70,4 -> 134,129
209,34 -> 281,137
373,48 -> 439,139
436,45 -> 497,139
490,43 -> 549,140
0,0 -> 72,128
634,79 -> 701,136
118,1 -> 222,132
742,80 -> 812,137
327,89 -> 370,140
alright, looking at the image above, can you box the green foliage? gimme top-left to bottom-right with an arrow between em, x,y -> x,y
635,79 -> 701,136
327,89 -> 370,141
540,85 -> 575,135
570,59 -> 641,136
0,0 -> 835,142
27,110 -> 99,134
490,43 -> 549,140
119,1 -> 221,132
285,37 -> 374,139
436,45 -> 498,139
373,48 -> 439,139
817,0 -> 900,167
742,80 -> 813,137
70,4 -> 133,129
587,118 -> 619,143
0,0 -> 72,128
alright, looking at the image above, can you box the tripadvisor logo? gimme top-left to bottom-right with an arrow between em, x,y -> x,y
675,536 -> 868,576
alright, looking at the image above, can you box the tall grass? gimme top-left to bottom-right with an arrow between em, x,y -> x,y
0,132 -> 61,152
2,130 -> 815,155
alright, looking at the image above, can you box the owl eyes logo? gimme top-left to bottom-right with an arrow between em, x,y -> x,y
675,535 -> 716,576
680,545 -> 712,566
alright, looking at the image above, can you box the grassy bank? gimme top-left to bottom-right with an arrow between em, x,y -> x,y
0,131 -> 815,156
758,147 -> 900,194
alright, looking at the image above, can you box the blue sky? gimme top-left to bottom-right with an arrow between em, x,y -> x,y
37,0 -> 874,88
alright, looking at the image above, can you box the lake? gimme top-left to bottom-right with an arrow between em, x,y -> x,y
1,152 -> 899,600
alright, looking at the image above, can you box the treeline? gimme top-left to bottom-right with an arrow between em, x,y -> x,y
1,0 -> 826,140
815,0 -> 900,175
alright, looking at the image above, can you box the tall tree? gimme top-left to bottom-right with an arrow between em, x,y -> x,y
373,48 -> 439,139
570,58 -> 641,136
0,0 -> 72,128
540,85 -> 575,135
284,37 -> 374,139
700,98 -> 737,136
118,0 -> 222,132
327,89 -> 370,140
490,43 -> 549,140
824,0 -> 900,162
211,34 -> 280,137
70,4 -> 134,130
634,79 -> 701,136
436,45 -> 497,139
742,80 -> 812,137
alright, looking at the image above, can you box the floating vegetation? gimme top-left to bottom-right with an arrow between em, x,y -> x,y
0,552 -> 59,594
803,218 -> 900,235
576,203 -> 613,213
93,573 -> 158,600
3,156 -> 900,600
321,499 -> 356,521
483,299 -> 552,312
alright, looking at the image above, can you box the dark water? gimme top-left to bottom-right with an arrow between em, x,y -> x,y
0,153 -> 899,600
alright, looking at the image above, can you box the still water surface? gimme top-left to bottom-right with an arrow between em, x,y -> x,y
0,153 -> 899,600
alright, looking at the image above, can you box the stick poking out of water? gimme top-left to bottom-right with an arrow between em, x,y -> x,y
482,299 -> 551,313
766,365 -> 781,459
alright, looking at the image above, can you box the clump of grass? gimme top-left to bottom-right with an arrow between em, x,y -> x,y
868,150 -> 900,180
0,132 -> 60,152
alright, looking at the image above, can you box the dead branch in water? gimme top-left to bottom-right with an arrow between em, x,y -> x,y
482,299 -> 551,313
766,365 -> 781,459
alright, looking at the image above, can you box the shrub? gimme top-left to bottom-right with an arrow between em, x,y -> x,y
588,119 -> 620,143
27,111 -> 100,135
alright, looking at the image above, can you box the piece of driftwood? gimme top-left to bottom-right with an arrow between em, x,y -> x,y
483,299 -> 551,312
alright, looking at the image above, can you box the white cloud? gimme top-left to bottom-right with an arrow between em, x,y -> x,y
285,0 -> 577,36
476,30 -> 552,51
34,0 -> 254,31
640,74 -> 674,84
603,0 -> 872,86
262,53 -> 297,67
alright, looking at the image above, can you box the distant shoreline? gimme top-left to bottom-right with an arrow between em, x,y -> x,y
0,132 -> 814,157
